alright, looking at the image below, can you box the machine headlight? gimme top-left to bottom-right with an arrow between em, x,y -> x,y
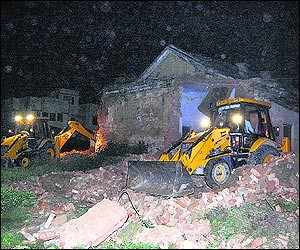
14,115 -> 22,122
200,117 -> 211,129
26,114 -> 35,122
231,113 -> 243,125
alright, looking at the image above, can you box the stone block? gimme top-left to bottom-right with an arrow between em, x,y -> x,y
58,199 -> 128,249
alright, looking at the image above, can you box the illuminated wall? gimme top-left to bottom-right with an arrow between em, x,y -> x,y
180,84 -> 209,132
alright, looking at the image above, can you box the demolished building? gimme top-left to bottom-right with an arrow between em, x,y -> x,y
98,45 -> 299,153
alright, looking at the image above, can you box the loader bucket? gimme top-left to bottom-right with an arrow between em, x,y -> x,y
126,161 -> 194,197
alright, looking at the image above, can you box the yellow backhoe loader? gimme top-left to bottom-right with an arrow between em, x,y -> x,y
1,114 -> 97,168
126,97 -> 290,197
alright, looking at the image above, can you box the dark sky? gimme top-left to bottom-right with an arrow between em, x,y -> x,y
1,1 -> 299,103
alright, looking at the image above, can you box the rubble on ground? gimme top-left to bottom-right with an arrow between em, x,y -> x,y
11,152 -> 299,249
58,199 -> 128,249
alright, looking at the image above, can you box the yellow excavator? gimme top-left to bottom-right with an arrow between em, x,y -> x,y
126,97 -> 291,197
1,114 -> 97,168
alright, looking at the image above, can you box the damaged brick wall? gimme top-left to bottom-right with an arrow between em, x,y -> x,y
269,103 -> 299,154
101,80 -> 251,152
244,79 -> 299,153
100,45 -> 299,154
102,82 -> 182,151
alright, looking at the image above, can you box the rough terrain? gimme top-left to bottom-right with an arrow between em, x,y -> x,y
7,151 -> 300,249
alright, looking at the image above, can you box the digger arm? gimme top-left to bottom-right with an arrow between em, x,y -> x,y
54,120 -> 96,159
159,130 -> 197,161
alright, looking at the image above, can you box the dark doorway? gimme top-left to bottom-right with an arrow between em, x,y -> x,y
182,126 -> 190,137
283,124 -> 292,150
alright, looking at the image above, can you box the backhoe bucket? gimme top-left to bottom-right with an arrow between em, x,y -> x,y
126,161 -> 194,197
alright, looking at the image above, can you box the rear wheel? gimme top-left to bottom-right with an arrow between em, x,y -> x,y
247,145 -> 279,165
16,154 -> 30,168
39,142 -> 56,159
205,158 -> 231,189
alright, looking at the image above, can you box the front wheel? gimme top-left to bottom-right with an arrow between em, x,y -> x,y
247,145 -> 279,165
205,158 -> 231,189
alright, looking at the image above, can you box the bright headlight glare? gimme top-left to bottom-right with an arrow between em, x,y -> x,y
200,117 -> 211,129
26,114 -> 34,121
14,115 -> 22,122
232,113 -> 243,124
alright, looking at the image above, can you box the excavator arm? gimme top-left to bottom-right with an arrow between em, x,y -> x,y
54,120 -> 96,159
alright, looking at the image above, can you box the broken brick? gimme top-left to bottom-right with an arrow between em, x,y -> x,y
264,167 -> 272,176
186,201 -> 198,212
250,168 -> 261,178
33,229 -> 62,241
229,186 -> 237,193
266,179 -> 276,193
159,212 -> 170,225
174,198 -> 188,208
251,237 -> 267,248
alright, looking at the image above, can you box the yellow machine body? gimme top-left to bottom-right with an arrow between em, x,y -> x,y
159,127 -> 231,175
126,97 -> 288,197
1,116 -> 97,168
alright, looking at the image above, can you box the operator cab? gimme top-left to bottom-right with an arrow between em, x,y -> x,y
14,115 -> 53,149
211,98 -> 279,165
212,104 -> 274,136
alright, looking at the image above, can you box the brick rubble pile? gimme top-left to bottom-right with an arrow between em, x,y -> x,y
13,152 -> 299,249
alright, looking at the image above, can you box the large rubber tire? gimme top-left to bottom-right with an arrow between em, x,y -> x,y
205,158 -> 231,189
247,144 -> 280,165
16,153 -> 30,168
38,142 -> 56,160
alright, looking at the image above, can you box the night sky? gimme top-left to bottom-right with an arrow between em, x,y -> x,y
1,1 -> 299,104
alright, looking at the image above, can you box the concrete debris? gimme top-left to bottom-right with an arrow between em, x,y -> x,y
242,236 -> 254,247
11,153 -> 298,248
44,212 -> 56,229
275,204 -> 282,212
33,228 -> 62,241
222,233 -> 245,249
19,228 -> 36,243
51,214 -> 68,228
58,198 -> 128,249
177,240 -> 203,249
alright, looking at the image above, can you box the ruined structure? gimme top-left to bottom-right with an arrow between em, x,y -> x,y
101,45 -> 299,153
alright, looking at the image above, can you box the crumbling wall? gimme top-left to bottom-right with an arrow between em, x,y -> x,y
243,78 -> 299,154
235,80 -> 255,98
269,103 -> 299,154
102,83 -> 182,151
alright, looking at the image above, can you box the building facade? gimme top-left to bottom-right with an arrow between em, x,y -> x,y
1,88 -> 99,135
100,45 -> 299,154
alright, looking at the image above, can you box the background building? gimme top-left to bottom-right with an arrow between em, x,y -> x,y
1,88 -> 99,136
